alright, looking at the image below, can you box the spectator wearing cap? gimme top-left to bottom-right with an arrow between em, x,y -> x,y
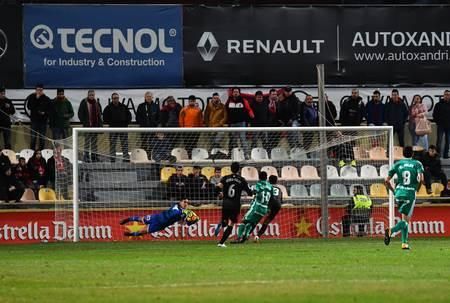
26,84 -> 51,150
204,92 -> 227,149
0,87 -> 16,150
49,88 -> 74,140
187,165 -> 209,200
179,95 -> 203,158
78,90 -> 103,162
225,87 -> 254,158
168,165 -> 188,200
249,90 -> 270,151
136,91 -> 160,157
103,92 -> 132,162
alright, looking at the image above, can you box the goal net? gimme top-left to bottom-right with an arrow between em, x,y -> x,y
54,126 -> 394,242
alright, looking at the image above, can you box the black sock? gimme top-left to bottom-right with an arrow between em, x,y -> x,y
257,223 -> 269,237
219,226 -> 233,244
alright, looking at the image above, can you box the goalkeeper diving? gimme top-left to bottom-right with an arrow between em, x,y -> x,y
119,198 -> 199,236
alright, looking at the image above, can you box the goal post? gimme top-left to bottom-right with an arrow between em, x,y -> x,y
64,126 -> 394,242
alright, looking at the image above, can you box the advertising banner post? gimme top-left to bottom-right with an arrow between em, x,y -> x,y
23,4 -> 183,88
0,4 -> 23,88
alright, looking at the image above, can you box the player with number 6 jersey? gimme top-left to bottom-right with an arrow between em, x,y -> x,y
215,162 -> 253,247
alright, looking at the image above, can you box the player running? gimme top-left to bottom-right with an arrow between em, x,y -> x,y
234,171 -> 273,244
384,146 -> 424,250
119,198 -> 199,237
253,174 -> 282,242
215,162 -> 253,247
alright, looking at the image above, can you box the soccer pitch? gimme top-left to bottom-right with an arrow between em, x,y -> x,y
0,239 -> 449,303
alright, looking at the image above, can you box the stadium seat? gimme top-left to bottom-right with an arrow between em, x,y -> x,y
211,148 -> 228,156
160,167 -> 176,182
276,184 -> 289,198
431,183 -> 445,197
183,166 -> 194,176
241,166 -> 259,181
280,166 -> 300,180
270,147 -> 289,161
92,172 -> 137,183
309,184 -> 321,197
417,185 -> 431,198
1,149 -> 18,164
290,184 -> 309,197
20,188 -> 38,202
360,164 -> 379,179
349,184 -> 368,196
340,165 -> 358,179
327,165 -> 339,179
130,148 -> 151,163
192,148 -> 209,161
369,147 -> 388,160
330,184 -> 348,197
41,149 -> 54,161
171,148 -> 190,162
19,149 -> 34,162
353,146 -> 368,160
231,148 -> 246,161
201,167 -> 216,180
290,147 -> 308,160
300,165 -> 320,180
261,166 -> 279,178
61,148 -> 74,163
94,191 -> 146,202
221,166 -> 232,176
39,188 -> 57,202
394,146 -> 404,160
251,148 -> 269,161
379,164 -> 390,178
370,183 -> 388,198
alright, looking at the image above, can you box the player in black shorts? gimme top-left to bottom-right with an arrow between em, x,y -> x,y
253,175 -> 283,242
215,162 -> 253,247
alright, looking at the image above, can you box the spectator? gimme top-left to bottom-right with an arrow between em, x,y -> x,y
366,90 -> 384,126
433,90 -> 450,158
267,88 -> 280,150
0,86 -> 15,150
26,84 -> 51,151
161,96 -> 182,150
78,90 -> 103,162
209,167 -> 222,186
136,91 -> 160,156
340,88 -> 365,127
0,166 -> 24,203
103,92 -> 132,162
341,185 -> 372,237
152,132 -> 174,162
14,157 -> 33,189
187,165 -> 209,200
277,87 -> 300,148
283,86 -> 301,126
249,91 -> 270,150
47,145 -> 72,199
301,95 -> 318,151
385,89 -> 408,147
179,95 -> 203,158
27,150 -> 47,190
323,94 -> 337,126
0,151 -> 11,171
420,145 -> 447,195
409,95 -> 428,150
49,88 -> 74,140
225,87 -> 254,158
167,165 -> 188,200
204,92 -> 227,149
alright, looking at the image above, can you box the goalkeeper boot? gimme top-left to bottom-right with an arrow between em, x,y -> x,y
119,218 -> 130,225
401,243 -> 410,250
384,228 -> 391,246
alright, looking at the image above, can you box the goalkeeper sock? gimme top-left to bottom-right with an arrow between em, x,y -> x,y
219,226 -> 233,244
257,223 -> 269,237
401,222 -> 409,244
391,220 -> 406,234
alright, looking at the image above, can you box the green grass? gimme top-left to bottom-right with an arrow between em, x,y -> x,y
0,238 -> 449,303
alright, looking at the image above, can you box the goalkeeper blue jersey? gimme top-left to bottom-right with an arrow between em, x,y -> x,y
143,203 -> 185,233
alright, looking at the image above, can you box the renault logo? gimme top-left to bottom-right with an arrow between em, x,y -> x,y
197,32 -> 219,62
0,29 -> 7,59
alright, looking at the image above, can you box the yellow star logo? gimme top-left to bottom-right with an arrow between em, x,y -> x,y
125,221 -> 146,233
295,217 -> 312,237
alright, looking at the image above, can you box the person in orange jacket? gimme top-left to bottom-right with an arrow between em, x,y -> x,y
179,95 -> 203,158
